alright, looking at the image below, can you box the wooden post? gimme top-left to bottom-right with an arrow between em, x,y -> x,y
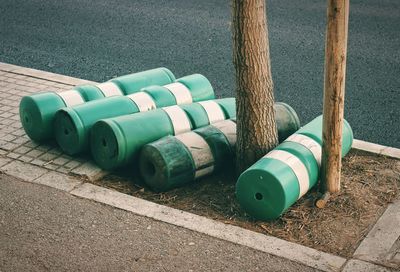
320,0 -> 350,194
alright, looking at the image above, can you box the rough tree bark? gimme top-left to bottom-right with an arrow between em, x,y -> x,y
321,0 -> 349,194
232,0 -> 278,174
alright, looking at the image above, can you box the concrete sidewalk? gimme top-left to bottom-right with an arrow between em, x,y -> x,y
0,174 -> 315,272
0,62 -> 399,271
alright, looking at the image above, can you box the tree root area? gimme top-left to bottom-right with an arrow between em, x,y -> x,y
93,150 -> 400,258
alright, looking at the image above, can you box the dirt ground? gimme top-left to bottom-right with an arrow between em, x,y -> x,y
93,149 -> 400,258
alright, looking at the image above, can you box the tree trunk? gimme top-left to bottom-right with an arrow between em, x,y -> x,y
232,0 -> 278,174
321,0 -> 349,193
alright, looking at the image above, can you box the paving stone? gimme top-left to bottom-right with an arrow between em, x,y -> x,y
14,145 -> 32,154
354,198 -> 400,269
30,159 -> 46,167
342,260 -> 393,272
26,149 -> 44,158
36,145 -> 53,152
12,136 -> 29,145
1,134 -> 16,142
57,166 -> 71,174
43,163 -> 59,170
0,142 -> 19,151
6,152 -> 20,159
24,141 -> 39,148
18,156 -> 34,163
52,156 -> 69,166
48,148 -> 62,156
1,160 -> 47,181
33,171 -> 82,192
64,160 -> 81,170
0,156 -> 11,167
71,161 -> 108,181
38,152 -> 59,162
0,112 -> 13,118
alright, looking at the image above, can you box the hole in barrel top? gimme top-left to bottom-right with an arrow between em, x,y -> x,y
24,116 -> 29,123
255,192 -> 263,201
144,160 -> 156,177
64,129 -> 69,135
102,139 -> 107,147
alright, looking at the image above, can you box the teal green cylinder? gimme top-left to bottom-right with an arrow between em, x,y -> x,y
110,67 -> 175,95
19,92 -> 68,142
54,98 -> 140,155
236,115 -> 353,221
90,110 -> 175,170
175,74 -> 215,102
142,86 -> 177,107
139,136 -> 197,192
74,85 -> 104,101
140,124 -> 232,192
296,115 -> 353,156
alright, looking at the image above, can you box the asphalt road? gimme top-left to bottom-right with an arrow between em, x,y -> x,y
0,0 -> 399,147
0,174 -> 317,271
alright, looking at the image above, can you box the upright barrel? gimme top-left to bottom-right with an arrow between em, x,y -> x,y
19,68 -> 175,142
236,115 -> 353,220
140,102 -> 301,191
54,74 -> 215,155
90,98 -> 236,170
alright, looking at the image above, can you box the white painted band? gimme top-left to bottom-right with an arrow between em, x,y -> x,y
164,82 -> 193,105
57,90 -> 85,107
96,82 -> 124,97
212,120 -> 237,148
264,149 -> 309,199
162,105 -> 192,135
198,101 -> 225,124
286,134 -> 322,167
194,166 -> 215,179
127,92 -> 157,112
175,132 -> 214,179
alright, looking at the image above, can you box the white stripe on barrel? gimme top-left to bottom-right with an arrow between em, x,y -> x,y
57,90 -> 85,107
286,134 -> 322,166
264,149 -> 309,199
96,82 -> 124,97
126,92 -> 157,112
212,120 -> 237,148
162,105 -> 192,135
198,101 -> 225,124
175,132 -> 215,179
164,82 -> 193,104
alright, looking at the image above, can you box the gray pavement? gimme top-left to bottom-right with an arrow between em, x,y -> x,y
0,0 -> 399,148
0,173 -> 317,272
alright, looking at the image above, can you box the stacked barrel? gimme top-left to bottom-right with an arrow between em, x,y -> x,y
19,67 -> 353,222
53,74 -> 214,155
139,102 -> 301,192
20,68 -> 176,142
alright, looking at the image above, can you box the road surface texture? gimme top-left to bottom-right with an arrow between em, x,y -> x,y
0,0 -> 399,147
0,174 -> 318,271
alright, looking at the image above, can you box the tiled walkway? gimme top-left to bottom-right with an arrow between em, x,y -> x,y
0,64 -> 104,180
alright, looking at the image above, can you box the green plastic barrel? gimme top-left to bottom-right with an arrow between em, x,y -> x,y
140,120 -> 236,192
54,74 -> 215,155
20,68 -> 175,142
90,98 -> 236,170
139,102 -> 301,191
110,67 -> 175,95
236,115 -> 353,221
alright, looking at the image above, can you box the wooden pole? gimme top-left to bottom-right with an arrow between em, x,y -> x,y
320,0 -> 350,194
